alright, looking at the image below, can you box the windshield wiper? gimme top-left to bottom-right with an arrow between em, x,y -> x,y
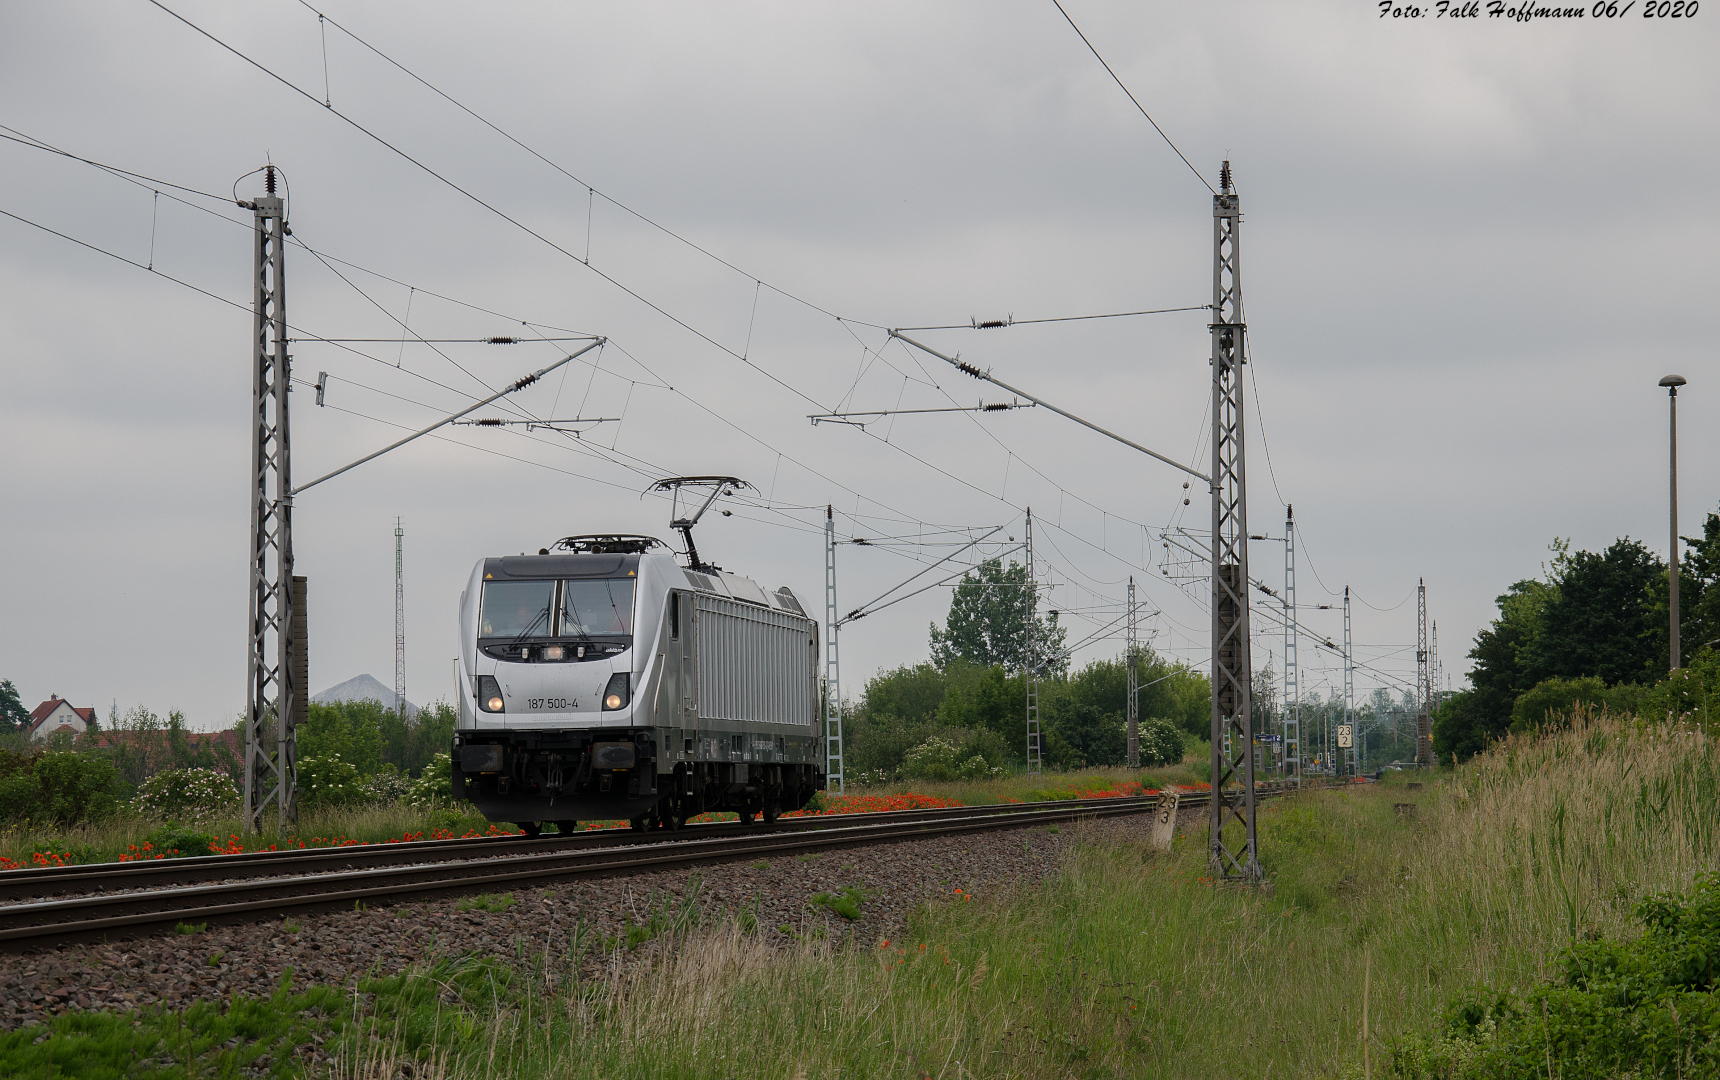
510,607 -> 551,643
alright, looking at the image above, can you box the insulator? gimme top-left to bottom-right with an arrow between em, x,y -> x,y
487,336 -> 518,344
1219,160 -> 1231,193
974,319 -> 1009,330
982,402 -> 1012,411
956,361 -> 984,379
265,165 -> 276,194
475,418 -> 503,426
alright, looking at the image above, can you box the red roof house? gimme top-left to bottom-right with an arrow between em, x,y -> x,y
28,696 -> 97,740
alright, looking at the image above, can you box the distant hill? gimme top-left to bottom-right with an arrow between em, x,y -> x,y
312,674 -> 418,718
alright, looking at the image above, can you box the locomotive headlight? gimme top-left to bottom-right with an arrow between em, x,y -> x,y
602,672 -> 630,711
543,644 -> 565,661
477,675 -> 505,713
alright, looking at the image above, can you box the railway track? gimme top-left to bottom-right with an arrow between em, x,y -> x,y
0,793 -> 1196,902
0,790 -> 1252,950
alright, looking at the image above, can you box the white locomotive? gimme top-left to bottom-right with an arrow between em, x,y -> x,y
452,479 -> 824,834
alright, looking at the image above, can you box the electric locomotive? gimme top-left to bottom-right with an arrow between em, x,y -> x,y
451,478 -> 824,834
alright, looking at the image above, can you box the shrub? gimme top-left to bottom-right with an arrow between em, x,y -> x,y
405,752 -> 453,809
365,767 -> 411,806
133,767 -> 239,821
901,736 -> 1005,782
1393,872 -> 1720,1078
1509,676 -> 1642,733
144,823 -> 217,859
846,768 -> 898,787
0,749 -> 121,825
1639,649 -> 1720,726
296,754 -> 367,809
1138,718 -> 1185,767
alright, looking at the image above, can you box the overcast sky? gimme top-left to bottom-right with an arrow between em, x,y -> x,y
2,1 -> 1716,730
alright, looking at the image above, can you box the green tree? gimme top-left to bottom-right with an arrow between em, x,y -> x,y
929,558 -> 1067,674
300,699 -> 388,777
0,680 -> 27,733
937,662 -> 1024,744
1525,537 -> 1665,686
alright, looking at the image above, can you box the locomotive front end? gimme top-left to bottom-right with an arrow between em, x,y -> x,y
455,548 -> 671,829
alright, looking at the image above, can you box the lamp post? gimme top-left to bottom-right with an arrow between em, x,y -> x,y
1661,374 -> 1687,671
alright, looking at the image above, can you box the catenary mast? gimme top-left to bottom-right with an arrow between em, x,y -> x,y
1208,161 -> 1260,880
243,166 -> 298,833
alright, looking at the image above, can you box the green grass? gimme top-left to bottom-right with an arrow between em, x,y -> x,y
0,971 -> 343,1080
454,892 -> 516,914
858,762 -> 1210,807
809,885 -> 866,921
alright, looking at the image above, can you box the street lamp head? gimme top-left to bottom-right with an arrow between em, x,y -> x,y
1661,374 -> 1688,390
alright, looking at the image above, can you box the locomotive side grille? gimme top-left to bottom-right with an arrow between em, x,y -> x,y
694,593 -> 814,726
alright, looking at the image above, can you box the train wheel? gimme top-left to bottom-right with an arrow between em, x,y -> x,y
762,799 -> 781,825
552,820 -> 579,835
629,814 -> 651,832
735,804 -> 757,828
514,821 -> 542,838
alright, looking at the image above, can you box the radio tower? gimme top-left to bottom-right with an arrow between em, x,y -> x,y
394,518 -> 406,719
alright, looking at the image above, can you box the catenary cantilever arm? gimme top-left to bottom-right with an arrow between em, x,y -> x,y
888,330 -> 1210,484
292,339 -> 604,495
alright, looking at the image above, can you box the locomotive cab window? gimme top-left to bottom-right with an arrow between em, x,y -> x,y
669,593 -> 680,640
559,578 -> 635,638
479,580 -> 555,638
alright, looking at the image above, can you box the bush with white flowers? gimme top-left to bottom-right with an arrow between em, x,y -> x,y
133,767 -> 240,821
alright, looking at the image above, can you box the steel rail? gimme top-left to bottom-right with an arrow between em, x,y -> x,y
0,793 -> 1204,902
0,793 -> 1264,950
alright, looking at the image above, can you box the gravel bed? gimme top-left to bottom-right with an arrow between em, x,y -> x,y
0,810 -> 1165,1029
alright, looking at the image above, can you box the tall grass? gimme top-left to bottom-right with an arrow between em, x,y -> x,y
0,801 -> 501,865
367,712 -> 1717,1077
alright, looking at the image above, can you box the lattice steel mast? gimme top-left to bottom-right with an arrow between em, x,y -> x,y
1282,504 -> 1299,784
1416,578 -> 1433,765
243,167 -> 297,833
1432,619 -> 1441,703
1344,585 -> 1357,776
824,506 -> 844,792
1127,575 -> 1140,768
394,518 -> 406,718
1025,509 -> 1043,778
1208,161 -> 1260,880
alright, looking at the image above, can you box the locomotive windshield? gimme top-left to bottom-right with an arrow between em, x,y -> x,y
478,578 -> 635,640
559,578 -> 635,637
479,580 -> 554,638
